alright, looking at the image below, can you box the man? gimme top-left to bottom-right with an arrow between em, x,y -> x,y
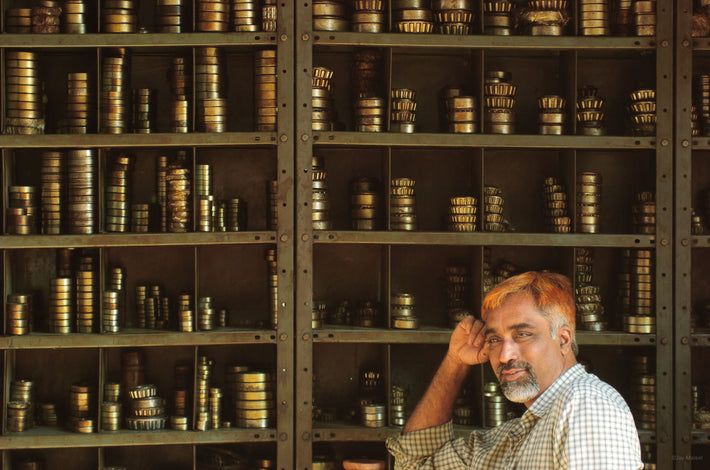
386,271 -> 643,469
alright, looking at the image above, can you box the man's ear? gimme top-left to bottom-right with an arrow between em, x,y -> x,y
557,326 -> 573,355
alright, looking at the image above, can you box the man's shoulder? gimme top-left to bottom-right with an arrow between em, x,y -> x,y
562,369 -> 630,411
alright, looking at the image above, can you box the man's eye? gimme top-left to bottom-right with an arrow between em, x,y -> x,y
487,337 -> 500,345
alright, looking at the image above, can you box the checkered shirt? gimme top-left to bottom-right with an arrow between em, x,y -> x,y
387,364 -> 643,470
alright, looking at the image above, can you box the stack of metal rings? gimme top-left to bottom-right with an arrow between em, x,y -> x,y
266,180 -> 278,229
63,72 -> 91,134
169,57 -> 190,133
101,401 -> 122,431
158,156 -> 168,231
312,0 -> 348,31
56,248 -> 72,277
329,300 -> 352,325
521,0 -> 569,36
232,371 -> 275,428
177,293 -> 194,331
576,171 -> 601,233
390,386 -> 406,426
196,163 -> 214,232
31,0 -> 61,33
446,265 -> 470,327
103,290 -> 120,333
484,71 -> 516,134
101,51 -> 129,134
575,249 -> 607,331
446,96 -> 478,133
41,151 -> 63,234
209,387 -> 223,429
50,280 -> 73,332
63,1 -> 86,33
351,49 -> 384,101
225,364 -> 248,417
453,394 -> 472,425
641,445 -> 656,470
255,49 -> 278,132
355,300 -> 380,327
105,153 -> 134,232
448,196 -> 477,232
104,382 -> 121,402
633,0 -> 655,36
69,383 -> 93,433
312,66 -> 335,131
631,356 -> 655,431
198,296 -> 216,330
614,0 -> 633,35
538,95 -> 566,135
576,85 -> 605,135
354,97 -> 386,132
5,51 -> 45,135
692,209 -> 704,235
39,403 -> 58,426
75,256 -> 96,333
262,0 -> 277,32
127,384 -> 167,431
633,191 -> 655,235
620,249 -> 655,334
7,294 -> 31,335
578,0 -> 610,36
393,0 -> 434,33
132,89 -> 154,133
390,177 -> 417,231
350,176 -> 381,230
102,0 -> 137,33
232,0 -> 260,32
628,89 -> 656,136
108,266 -> 126,323
196,47 -> 227,132
361,403 -> 386,428
692,105 -> 702,137
390,88 -> 417,133
155,0 -> 183,32
483,0 -> 513,35
311,155 -> 332,230
167,158 -> 191,232
391,292 -> 418,329
352,0 -> 384,32
6,8 -> 32,33
694,75 -> 710,135
265,248 -> 278,329
7,186 -> 38,235
7,379 -> 34,432
312,301 -> 326,328
542,177 -> 570,233
131,203 -> 150,232
196,0 -> 229,32
433,0 -> 474,35
136,285 -> 147,327
484,186 -> 505,232
483,382 -> 508,427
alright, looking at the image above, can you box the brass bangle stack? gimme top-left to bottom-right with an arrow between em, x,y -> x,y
484,70 -> 516,134
255,49 -> 277,132
483,0 -> 513,35
166,155 -> 192,232
445,264 -> 471,327
619,249 -> 656,335
578,0 -> 610,36
628,88 -> 656,136
352,0 -> 384,32
5,51 -> 45,135
196,163 -> 214,232
196,47 -> 227,132
352,49 -> 385,131
103,289 -> 121,333
521,0 -> 569,36
102,0 -> 137,33
197,0 -> 229,32
7,379 -> 34,432
32,0 -> 61,34
350,176 -> 381,230
361,403 -> 386,428
433,0 -> 474,35
195,357 -> 212,431
75,255 -> 97,334
483,381 -> 509,427
63,72 -> 91,134
63,0 -> 86,33
7,293 -> 32,335
102,382 -> 122,431
67,149 -> 96,234
169,57 -> 190,133
391,177 -> 417,231
69,383 -> 94,433
311,155 -> 332,230
105,153 -> 134,233
6,8 -> 32,33
40,151 -> 63,234
7,186 -> 38,235
390,88 -> 417,133
631,355 -> 656,431
542,176 -> 570,233
198,296 -> 217,330
633,0 -> 656,37
155,0 -> 182,32
312,0 -> 348,32
391,292 -> 418,329
576,85 -> 605,136
483,185 -> 505,232
267,179 -> 278,229
393,0 -> 434,33
446,95 -> 479,134
575,248 -> 607,331
694,74 -> 710,135
448,196 -> 478,232
576,171 -> 601,233
101,50 -> 129,134
262,0 -> 277,32
265,247 -> 278,329
355,96 -> 387,132
231,370 -> 276,428
390,385 -> 407,426
232,0 -> 260,32
312,66 -> 335,131
132,88 -> 154,133
633,191 -> 655,235
312,300 -> 326,328
538,94 -> 566,135
39,403 -> 58,426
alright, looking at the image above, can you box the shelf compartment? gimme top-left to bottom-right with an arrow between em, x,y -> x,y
0,133 -> 277,149
0,33 -> 278,48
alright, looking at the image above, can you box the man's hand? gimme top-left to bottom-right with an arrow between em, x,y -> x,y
446,316 -> 489,366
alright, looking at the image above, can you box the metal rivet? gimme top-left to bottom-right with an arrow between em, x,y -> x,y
683,39 -> 690,47
279,333 -> 288,341
681,239 -> 689,246
661,40 -> 669,47
302,233 -> 310,241
302,33 -> 309,41
661,139 -> 669,146
280,134 -> 288,142
280,234 -> 288,242
302,432 -> 310,440
302,333 -> 310,341
301,134 -> 310,142
280,433 -> 288,441
660,239 -> 668,246
681,337 -> 689,345
682,140 -> 690,148
280,34 -> 287,41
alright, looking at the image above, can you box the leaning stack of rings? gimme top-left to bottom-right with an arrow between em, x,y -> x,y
126,384 -> 167,430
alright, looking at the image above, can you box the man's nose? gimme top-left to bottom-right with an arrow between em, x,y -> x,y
497,338 -> 519,365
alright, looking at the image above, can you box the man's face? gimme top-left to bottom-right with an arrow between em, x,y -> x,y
483,293 -> 570,407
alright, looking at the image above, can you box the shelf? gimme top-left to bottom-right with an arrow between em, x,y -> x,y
692,38 -> 710,51
691,138 -> 710,149
312,231 -> 656,248
0,329 -> 277,349
692,430 -> 710,444
0,33 -> 278,48
312,327 -> 657,346
0,132 -> 277,149
691,333 -> 710,346
0,426 -> 277,449
0,232 -> 277,249
312,32 -> 656,50
311,132 -> 656,149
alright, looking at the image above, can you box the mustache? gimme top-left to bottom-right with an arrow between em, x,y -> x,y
497,360 -> 532,376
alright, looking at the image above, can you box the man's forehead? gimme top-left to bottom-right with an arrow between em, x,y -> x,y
484,294 -> 548,327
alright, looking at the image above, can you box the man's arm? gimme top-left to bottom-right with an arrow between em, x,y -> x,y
403,316 -> 488,434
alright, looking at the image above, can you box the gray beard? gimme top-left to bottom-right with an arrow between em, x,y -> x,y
498,365 -> 541,403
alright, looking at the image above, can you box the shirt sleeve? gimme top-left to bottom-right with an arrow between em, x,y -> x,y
554,392 -> 644,470
386,421 -> 477,470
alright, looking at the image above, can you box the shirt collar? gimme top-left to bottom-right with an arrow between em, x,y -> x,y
527,363 -> 584,418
